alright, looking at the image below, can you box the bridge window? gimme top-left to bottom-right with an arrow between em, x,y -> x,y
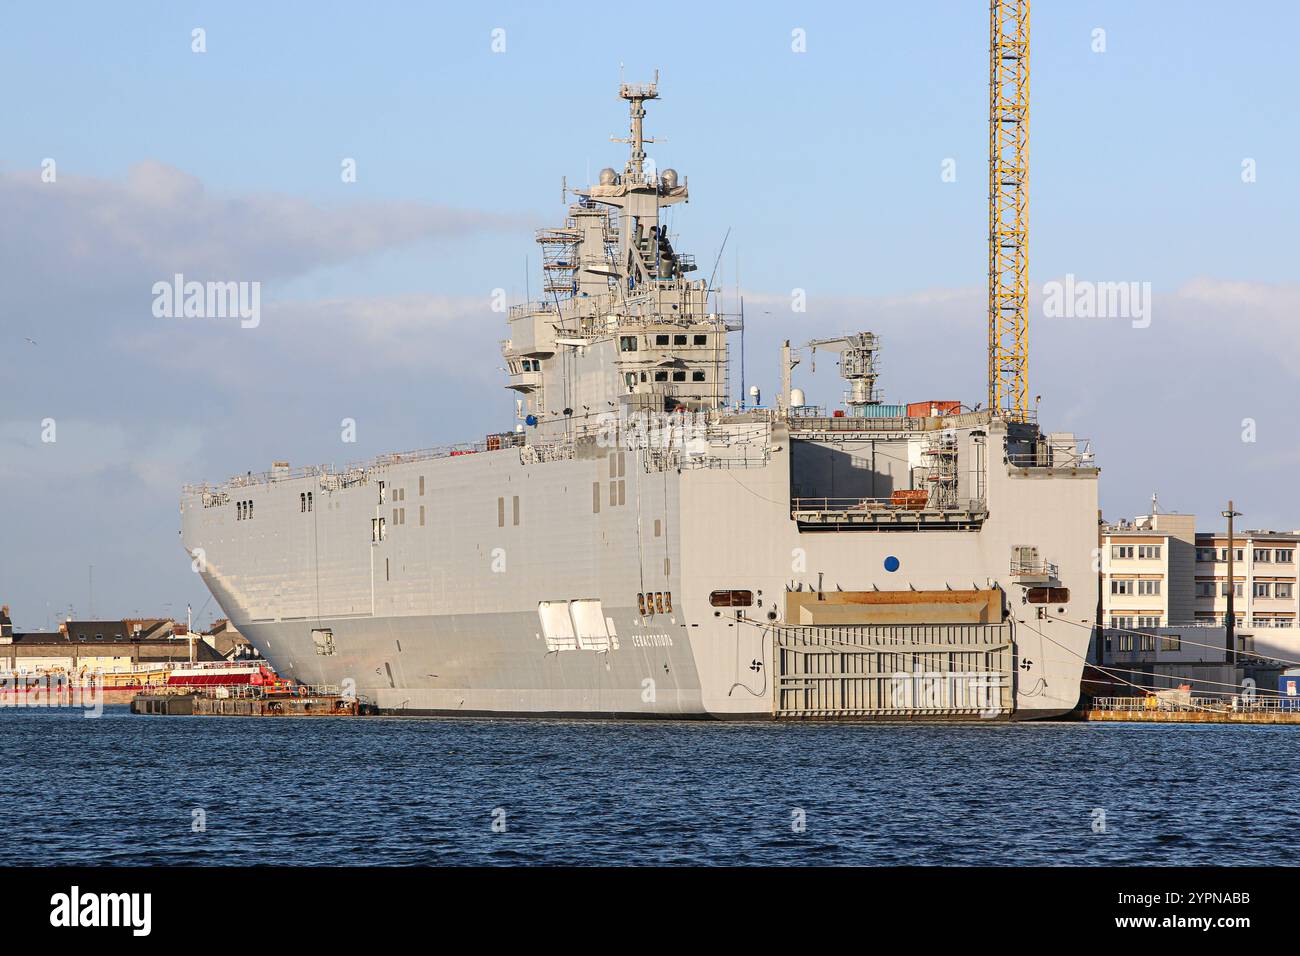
673,334 -> 687,345
671,371 -> 685,382
692,371 -> 706,382
709,590 -> 754,608
693,334 -> 707,345
619,336 -> 638,352
1026,587 -> 1070,604
654,371 -> 668,382
655,334 -> 670,346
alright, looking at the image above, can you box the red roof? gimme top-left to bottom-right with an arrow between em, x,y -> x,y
167,673 -> 256,687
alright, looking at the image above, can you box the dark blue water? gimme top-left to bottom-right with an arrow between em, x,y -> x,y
2,706 -> 1294,865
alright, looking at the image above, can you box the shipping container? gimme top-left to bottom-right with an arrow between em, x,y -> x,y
1280,668 -> 1300,703
852,404 -> 907,419
906,400 -> 961,418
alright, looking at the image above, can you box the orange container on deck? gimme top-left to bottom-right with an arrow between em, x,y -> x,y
890,489 -> 930,509
906,400 -> 961,418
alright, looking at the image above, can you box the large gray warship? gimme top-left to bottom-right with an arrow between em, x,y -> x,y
181,79 -> 1099,719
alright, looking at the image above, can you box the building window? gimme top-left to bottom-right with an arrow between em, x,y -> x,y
1254,582 -> 1271,598
1110,579 -> 1134,595
1196,548 -> 1215,562
1140,634 -> 1156,652
619,336 -> 638,352
1276,549 -> 1294,564
1160,635 -> 1181,651
1221,582 -> 1243,597
1138,545 -> 1162,560
1137,616 -> 1161,628
1111,545 -> 1134,560
1254,549 -> 1272,563
1137,579 -> 1161,596
1116,633 -> 1134,651
1277,582 -> 1293,599
1195,582 -> 1214,598
1219,548 -> 1243,562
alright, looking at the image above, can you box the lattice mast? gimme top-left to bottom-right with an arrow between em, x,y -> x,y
988,0 -> 1030,419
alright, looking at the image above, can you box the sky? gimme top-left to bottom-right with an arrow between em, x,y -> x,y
1,1 -> 1297,629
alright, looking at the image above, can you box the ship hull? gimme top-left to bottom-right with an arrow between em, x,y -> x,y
182,416 -> 1099,722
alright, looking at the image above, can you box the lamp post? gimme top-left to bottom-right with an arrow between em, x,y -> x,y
1222,501 -> 1242,664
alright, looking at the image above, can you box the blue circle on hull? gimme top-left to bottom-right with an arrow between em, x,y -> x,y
883,556 -> 900,572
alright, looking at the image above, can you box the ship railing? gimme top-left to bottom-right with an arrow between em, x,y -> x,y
791,496 -> 988,514
1010,558 -> 1060,579
787,415 -> 925,433
184,463 -> 326,494
647,448 -> 771,471
190,433 -> 531,494
788,405 -> 828,419
1007,437 -> 1095,470
1093,695 -> 1300,714
508,299 -> 561,321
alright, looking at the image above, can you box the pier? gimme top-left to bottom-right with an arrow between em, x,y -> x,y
1085,695 -> 1300,725
132,688 -> 377,717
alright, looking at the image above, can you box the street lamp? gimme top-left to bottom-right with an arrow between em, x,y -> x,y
1222,500 -> 1242,664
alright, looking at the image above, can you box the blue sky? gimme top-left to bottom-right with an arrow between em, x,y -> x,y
2,1 -> 1298,627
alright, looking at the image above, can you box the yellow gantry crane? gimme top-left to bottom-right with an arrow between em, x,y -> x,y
988,0 -> 1030,420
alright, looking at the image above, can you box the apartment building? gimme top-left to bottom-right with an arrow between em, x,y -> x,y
1193,531 -> 1299,628
1102,512 -> 1300,628
1100,511 -> 1196,631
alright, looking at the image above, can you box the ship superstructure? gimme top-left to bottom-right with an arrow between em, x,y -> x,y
181,79 -> 1099,720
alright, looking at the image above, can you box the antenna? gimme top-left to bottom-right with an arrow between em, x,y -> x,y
707,226 -> 731,299
613,69 -> 659,181
740,296 -> 746,409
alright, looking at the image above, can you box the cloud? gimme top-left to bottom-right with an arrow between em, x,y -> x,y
116,292 -> 504,391
0,160 -> 521,304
